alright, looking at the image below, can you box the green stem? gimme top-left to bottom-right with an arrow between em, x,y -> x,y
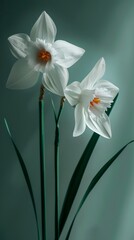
39,85 -> 47,240
55,124 -> 59,240
54,97 -> 65,240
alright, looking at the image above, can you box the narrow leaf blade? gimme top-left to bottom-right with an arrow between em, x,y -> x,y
65,140 -> 134,240
4,119 -> 40,240
60,94 -> 119,235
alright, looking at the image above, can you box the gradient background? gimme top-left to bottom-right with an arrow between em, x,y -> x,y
1,0 -> 134,239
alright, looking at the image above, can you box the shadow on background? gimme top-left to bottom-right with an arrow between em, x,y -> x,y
1,0 -> 134,240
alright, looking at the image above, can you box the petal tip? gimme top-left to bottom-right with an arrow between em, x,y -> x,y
106,132 -> 112,139
8,36 -> 11,42
73,131 -> 80,137
100,57 -> 105,61
8,35 -> 14,44
81,48 -> 85,54
104,124 -> 112,139
40,11 -> 47,19
100,57 -> 105,67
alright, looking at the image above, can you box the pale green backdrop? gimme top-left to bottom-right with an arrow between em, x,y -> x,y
0,0 -> 134,240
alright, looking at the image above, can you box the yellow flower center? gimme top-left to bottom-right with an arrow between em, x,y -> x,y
90,97 -> 100,107
37,49 -> 51,63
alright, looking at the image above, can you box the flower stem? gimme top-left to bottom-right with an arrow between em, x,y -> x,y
39,85 -> 47,240
54,97 -> 65,240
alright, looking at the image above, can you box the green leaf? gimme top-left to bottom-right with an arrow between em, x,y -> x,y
59,94 -> 119,235
4,118 -> 40,240
65,140 -> 134,240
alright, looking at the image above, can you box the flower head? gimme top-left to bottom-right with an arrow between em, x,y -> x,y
65,58 -> 119,138
7,11 -> 85,95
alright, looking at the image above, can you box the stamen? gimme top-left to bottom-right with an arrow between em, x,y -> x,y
90,97 -> 100,107
37,49 -> 51,63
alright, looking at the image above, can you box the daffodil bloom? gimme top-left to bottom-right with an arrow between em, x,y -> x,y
65,58 -> 119,138
7,11 -> 85,95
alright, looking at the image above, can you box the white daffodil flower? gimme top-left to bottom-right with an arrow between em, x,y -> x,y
7,11 -> 85,95
65,58 -> 119,138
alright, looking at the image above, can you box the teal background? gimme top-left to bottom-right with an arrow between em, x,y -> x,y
1,0 -> 134,239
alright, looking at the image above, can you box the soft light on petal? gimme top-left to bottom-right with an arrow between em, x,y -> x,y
53,40 -> 85,68
6,59 -> 39,89
65,81 -> 81,106
80,58 -> 105,89
65,57 -> 119,138
85,112 -> 112,138
30,11 -> 57,43
73,104 -> 86,137
27,40 -> 53,73
43,65 -> 69,96
8,34 -> 30,59
95,80 -> 119,99
80,89 -> 95,108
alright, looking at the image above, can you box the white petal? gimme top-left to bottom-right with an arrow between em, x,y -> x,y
8,34 -> 30,59
65,81 -> 81,106
80,89 -> 95,108
73,104 -> 86,137
30,11 -> 57,43
80,58 -> 105,89
85,112 -> 112,139
6,59 -> 39,89
43,65 -> 69,96
95,80 -> 119,99
53,40 -> 85,68
26,40 -> 52,73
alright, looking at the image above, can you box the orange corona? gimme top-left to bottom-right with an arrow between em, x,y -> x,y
37,49 -> 51,63
90,97 -> 100,107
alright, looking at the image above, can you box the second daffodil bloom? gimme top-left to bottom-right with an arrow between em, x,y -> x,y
6,11 -> 85,95
65,58 -> 119,138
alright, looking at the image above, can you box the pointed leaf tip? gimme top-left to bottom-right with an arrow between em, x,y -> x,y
4,119 -> 40,240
